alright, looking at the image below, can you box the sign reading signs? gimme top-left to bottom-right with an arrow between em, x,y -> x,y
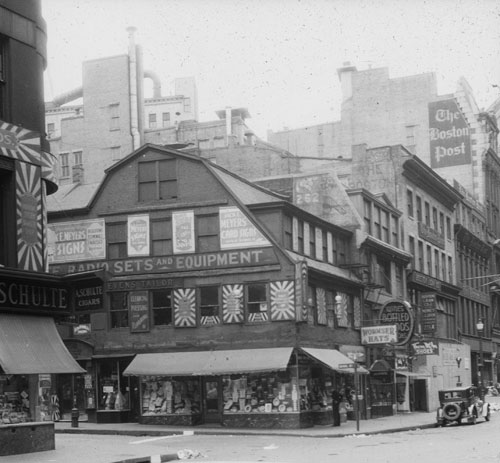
421,293 -> 437,335
429,99 -> 471,168
379,300 -> 414,345
361,325 -> 398,345
130,291 -> 149,332
219,206 -> 271,250
48,219 -> 106,263
411,340 -> 439,356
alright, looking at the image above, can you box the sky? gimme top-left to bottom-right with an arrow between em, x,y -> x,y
42,0 -> 500,139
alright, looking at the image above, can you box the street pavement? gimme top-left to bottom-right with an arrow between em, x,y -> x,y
2,396 -> 500,463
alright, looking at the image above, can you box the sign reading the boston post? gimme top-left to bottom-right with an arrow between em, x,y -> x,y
48,219 -> 106,263
379,300 -> 414,345
429,99 -> 471,168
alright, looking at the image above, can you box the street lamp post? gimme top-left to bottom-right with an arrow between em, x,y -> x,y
476,318 -> 484,399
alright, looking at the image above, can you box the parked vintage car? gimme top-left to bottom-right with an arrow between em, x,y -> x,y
436,386 -> 490,426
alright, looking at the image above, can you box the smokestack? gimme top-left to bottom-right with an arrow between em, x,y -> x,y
337,61 -> 357,102
127,26 -> 141,150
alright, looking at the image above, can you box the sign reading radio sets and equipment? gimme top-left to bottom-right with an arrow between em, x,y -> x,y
378,300 -> 414,345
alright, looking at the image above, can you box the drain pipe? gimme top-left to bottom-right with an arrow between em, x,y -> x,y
127,26 -> 141,150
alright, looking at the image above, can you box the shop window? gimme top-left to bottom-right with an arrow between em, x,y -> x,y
109,292 -> 128,328
247,283 -> 268,322
107,222 -> 127,259
97,359 -> 130,411
199,286 -> 220,325
197,214 -> 219,253
151,219 -> 173,256
138,159 -> 177,202
140,377 -> 200,417
152,290 -> 172,326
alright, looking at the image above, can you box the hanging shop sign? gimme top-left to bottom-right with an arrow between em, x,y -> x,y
50,247 -> 279,276
74,283 -> 103,311
379,300 -> 414,346
361,325 -> 397,345
420,293 -> 437,335
410,340 -> 439,356
47,219 -> 106,263
219,206 -> 271,250
429,98 -> 471,168
128,215 -> 150,257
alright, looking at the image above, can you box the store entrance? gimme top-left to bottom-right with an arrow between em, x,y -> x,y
202,377 -> 222,424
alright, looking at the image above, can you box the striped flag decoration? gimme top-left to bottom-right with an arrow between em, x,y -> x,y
270,281 -> 295,321
222,284 -> 244,323
173,288 -> 196,327
316,287 -> 327,325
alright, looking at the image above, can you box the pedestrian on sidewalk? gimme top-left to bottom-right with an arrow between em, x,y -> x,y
331,389 -> 343,426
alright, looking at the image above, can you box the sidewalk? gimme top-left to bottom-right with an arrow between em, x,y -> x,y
55,410 -> 437,439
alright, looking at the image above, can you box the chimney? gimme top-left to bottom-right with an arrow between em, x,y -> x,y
72,165 -> 84,184
337,61 -> 357,102
225,106 -> 232,146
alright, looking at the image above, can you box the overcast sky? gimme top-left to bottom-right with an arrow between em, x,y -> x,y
42,0 -> 500,138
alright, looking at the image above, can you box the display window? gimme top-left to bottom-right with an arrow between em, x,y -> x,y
0,375 -> 31,424
97,359 -> 131,411
222,371 -> 300,413
140,376 -> 201,416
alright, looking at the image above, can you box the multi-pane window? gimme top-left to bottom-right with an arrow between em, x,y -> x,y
309,225 -> 316,259
407,190 -> 414,217
162,112 -> 170,127
74,150 -> 83,166
199,286 -> 219,320
381,210 -> 389,243
432,207 -> 438,230
377,256 -> 392,293
446,216 -> 452,239
322,230 -> 328,261
374,206 -> 381,239
109,103 -> 120,130
416,196 -> 422,221
434,249 -> 440,278
47,122 -> 55,137
60,153 -> 70,177
152,290 -> 172,326
391,216 -> 398,247
409,236 -> 415,265
364,200 -> 372,234
418,240 -> 424,271
109,292 -> 128,328
247,283 -> 268,319
441,253 -> 446,281
297,220 -> 304,254
439,212 -> 445,236
107,222 -> 127,259
424,202 -> 430,226
426,245 -> 432,274
151,219 -> 172,256
148,113 -> 157,129
0,36 -> 6,119
138,159 -> 177,201
197,214 -> 219,252
284,215 -> 293,250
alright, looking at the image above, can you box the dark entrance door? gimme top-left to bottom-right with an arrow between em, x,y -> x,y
414,379 -> 428,411
202,377 -> 222,424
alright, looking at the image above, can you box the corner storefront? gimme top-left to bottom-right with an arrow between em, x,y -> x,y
123,347 -> 367,429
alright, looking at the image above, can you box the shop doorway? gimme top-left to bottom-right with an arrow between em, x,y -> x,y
57,373 -> 86,420
413,379 -> 428,411
202,377 -> 222,424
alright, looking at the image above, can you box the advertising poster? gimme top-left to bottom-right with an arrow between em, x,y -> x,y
128,215 -> 150,256
421,292 -> 437,335
361,325 -> 398,345
172,211 -> 195,254
130,291 -> 149,332
429,99 -> 471,168
379,300 -> 414,345
219,206 -> 270,250
47,219 -> 106,263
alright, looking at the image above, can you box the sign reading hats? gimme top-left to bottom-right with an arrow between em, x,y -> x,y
379,300 -> 414,345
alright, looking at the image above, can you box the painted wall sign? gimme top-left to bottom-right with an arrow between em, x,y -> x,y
130,291 -> 150,332
106,278 -> 176,291
219,206 -> 271,249
429,99 -> 471,168
74,283 -> 103,311
48,219 -> 106,263
379,300 -> 414,345
127,215 -> 150,256
0,276 -> 68,313
172,211 -> 195,254
50,247 -> 278,276
361,325 -> 398,345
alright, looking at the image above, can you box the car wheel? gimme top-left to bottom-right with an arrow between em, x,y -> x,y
442,403 -> 461,421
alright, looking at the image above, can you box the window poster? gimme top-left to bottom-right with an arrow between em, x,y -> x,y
219,206 -> 270,250
172,211 -> 195,254
130,291 -> 149,332
128,215 -> 150,256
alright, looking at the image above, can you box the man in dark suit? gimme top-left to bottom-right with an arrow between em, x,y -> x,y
331,389 -> 343,426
